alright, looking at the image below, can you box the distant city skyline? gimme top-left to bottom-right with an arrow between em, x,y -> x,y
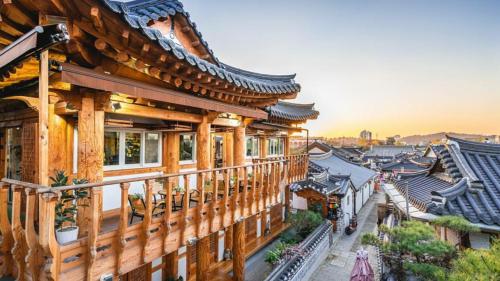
185,0 -> 500,138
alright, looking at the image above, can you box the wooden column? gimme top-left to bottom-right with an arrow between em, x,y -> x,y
233,126 -> 246,166
259,136 -> 267,158
48,104 -> 69,175
284,135 -> 290,156
197,116 -> 211,170
224,132 -> 234,167
165,132 -> 180,174
38,50 -> 49,185
77,93 -> 105,236
233,219 -> 245,281
164,251 -> 178,280
196,236 -> 210,281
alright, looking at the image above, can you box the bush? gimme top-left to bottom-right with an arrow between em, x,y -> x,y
432,215 -> 480,233
280,228 -> 301,245
265,242 -> 290,265
288,210 -> 323,239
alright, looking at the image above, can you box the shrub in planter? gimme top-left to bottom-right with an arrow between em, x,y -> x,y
50,170 -> 89,244
288,210 -> 323,239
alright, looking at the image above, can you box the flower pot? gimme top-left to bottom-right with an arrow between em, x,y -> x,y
56,226 -> 79,244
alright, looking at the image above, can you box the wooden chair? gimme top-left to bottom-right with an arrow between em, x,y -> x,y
128,195 -> 164,224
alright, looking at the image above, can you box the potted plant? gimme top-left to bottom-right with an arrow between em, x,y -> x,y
50,170 -> 88,244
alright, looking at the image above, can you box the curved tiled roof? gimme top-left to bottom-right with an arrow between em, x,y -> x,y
394,172 -> 452,211
102,0 -> 301,96
266,101 -> 319,122
428,137 -> 500,226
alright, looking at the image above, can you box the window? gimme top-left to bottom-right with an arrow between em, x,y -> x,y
246,136 -> 259,157
104,131 -> 120,166
145,133 -> 160,164
180,133 -> 195,162
103,130 -> 162,170
125,132 -> 141,164
268,138 -> 285,156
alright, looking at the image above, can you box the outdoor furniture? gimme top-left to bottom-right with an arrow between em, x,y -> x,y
127,195 -> 164,224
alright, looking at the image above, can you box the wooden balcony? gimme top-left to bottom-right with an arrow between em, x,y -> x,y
0,155 -> 308,281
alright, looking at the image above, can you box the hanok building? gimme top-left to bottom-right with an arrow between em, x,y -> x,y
384,137 -> 500,249
0,1 -> 315,281
292,144 -> 377,231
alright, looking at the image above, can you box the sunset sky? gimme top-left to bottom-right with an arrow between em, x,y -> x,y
184,0 -> 500,138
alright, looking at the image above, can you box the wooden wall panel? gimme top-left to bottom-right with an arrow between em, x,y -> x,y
21,122 -> 38,183
48,104 -> 69,176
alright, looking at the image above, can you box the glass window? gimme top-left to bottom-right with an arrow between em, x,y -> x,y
145,133 -> 160,164
180,134 -> 195,161
125,132 -> 141,164
246,137 -> 259,157
104,131 -> 120,166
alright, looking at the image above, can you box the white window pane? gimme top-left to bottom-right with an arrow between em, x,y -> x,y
145,133 -> 160,164
180,134 -> 194,161
104,131 -> 120,166
246,137 -> 253,157
125,132 -> 141,164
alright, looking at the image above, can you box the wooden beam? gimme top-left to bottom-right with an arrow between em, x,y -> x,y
58,63 -> 268,119
90,7 -> 106,34
108,102 -> 203,123
38,50 -> 49,185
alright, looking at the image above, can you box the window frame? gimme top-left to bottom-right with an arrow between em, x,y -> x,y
179,132 -> 197,165
103,129 -> 162,171
245,136 -> 260,159
267,137 -> 285,157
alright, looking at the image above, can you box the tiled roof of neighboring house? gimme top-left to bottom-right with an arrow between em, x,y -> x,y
340,147 -> 364,157
266,101 -> 319,122
308,141 -> 331,154
428,137 -> 500,226
311,154 -> 377,190
394,172 -> 453,211
330,147 -> 363,164
364,145 -> 416,158
291,164 -> 353,197
102,0 -> 300,96
380,158 -> 433,173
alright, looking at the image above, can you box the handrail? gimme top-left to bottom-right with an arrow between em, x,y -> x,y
0,178 -> 48,189
40,159 -> 287,193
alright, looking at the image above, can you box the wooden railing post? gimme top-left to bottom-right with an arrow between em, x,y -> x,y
241,167 -> 248,217
143,180 -> 153,263
196,173 -> 205,238
162,178 -> 172,254
196,236 -> 210,281
0,183 -> 14,277
116,182 -> 129,277
181,175 -> 189,244
11,185 -> 27,279
38,192 -> 60,281
25,188 -> 42,280
87,187 -> 101,281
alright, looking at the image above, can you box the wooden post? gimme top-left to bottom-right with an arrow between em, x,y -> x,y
259,136 -> 267,159
224,132 -> 233,167
48,104 -> 69,175
233,219 -> 245,281
196,236 -> 210,281
116,183 -> 129,277
39,50 -> 49,185
197,116 -> 211,170
38,192 -> 60,281
233,126 -> 245,166
284,135 -> 290,156
77,93 -> 105,236
87,187 -> 101,281
0,184 -> 13,277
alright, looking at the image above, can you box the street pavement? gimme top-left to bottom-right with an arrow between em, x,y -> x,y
310,191 -> 384,281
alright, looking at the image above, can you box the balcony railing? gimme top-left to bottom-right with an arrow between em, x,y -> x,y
253,154 -> 309,183
0,155 -> 308,281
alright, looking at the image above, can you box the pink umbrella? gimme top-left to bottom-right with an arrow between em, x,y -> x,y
350,249 -> 375,281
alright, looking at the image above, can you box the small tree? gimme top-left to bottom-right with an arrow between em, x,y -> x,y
362,221 -> 456,281
449,239 -> 500,281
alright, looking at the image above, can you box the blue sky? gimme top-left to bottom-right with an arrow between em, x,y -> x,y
182,0 -> 500,138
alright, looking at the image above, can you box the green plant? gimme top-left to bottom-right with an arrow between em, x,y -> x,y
449,239 -> 500,281
265,242 -> 290,265
287,210 -> 323,239
50,170 -> 89,231
173,185 -> 185,193
431,215 -> 480,233
129,193 -> 143,201
280,228 -> 301,245
361,220 -> 457,280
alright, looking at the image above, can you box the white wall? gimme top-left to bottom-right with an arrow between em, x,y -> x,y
362,183 -> 370,205
103,171 -> 163,211
292,193 -> 308,210
355,188 -> 363,214
342,188 -> 354,227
